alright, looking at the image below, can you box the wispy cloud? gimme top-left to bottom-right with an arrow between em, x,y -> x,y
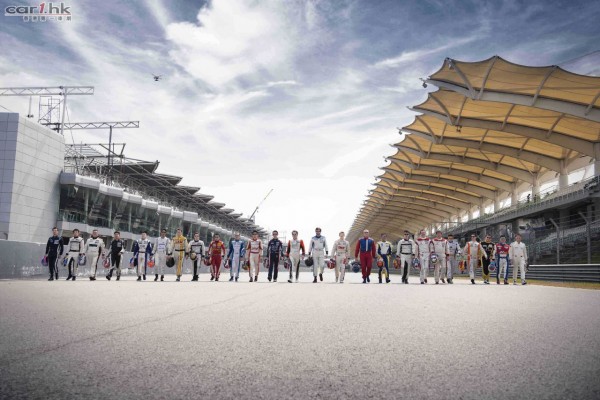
373,36 -> 480,69
1,0 -> 599,239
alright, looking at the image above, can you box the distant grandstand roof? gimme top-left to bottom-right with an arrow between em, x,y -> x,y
347,56 -> 600,243
64,143 -> 264,236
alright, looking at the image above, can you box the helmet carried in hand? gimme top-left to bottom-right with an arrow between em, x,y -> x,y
166,256 -> 175,268
412,257 -> 421,270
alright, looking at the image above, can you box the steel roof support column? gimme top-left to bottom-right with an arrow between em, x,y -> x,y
532,173 -> 541,198
558,160 -> 568,190
493,192 -> 501,213
469,204 -> 476,220
511,182 -> 518,206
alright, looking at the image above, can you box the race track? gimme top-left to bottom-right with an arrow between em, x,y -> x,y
1,271 -> 599,399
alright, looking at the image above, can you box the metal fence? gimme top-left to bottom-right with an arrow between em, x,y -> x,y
447,175 -> 600,236
527,264 -> 600,283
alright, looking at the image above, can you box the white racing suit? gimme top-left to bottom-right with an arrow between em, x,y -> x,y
153,237 -> 171,278
227,239 -> 245,279
494,243 -> 510,283
309,236 -> 328,278
286,239 -> 305,282
397,239 -> 416,283
133,238 -> 152,278
331,239 -> 350,283
85,237 -> 105,278
510,241 -> 528,284
416,237 -> 433,283
432,238 -> 448,284
464,241 -> 487,281
65,237 -> 85,279
188,239 -> 206,280
445,241 -> 460,281
247,239 -> 262,280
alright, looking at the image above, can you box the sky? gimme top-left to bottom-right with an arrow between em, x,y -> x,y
1,0 -> 599,242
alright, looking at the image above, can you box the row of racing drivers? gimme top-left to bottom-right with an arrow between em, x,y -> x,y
44,226 -> 528,285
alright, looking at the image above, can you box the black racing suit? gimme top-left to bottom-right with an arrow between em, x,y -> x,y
108,239 -> 125,277
481,242 -> 495,281
267,239 -> 283,281
45,235 -> 64,279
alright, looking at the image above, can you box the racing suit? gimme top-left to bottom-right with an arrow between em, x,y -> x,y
445,240 -> 460,282
309,235 -> 329,279
107,239 -> 125,279
396,238 -> 416,283
432,238 -> 449,284
331,239 -> 350,283
286,239 -> 305,282
481,241 -> 495,283
355,237 -> 376,281
65,236 -> 84,280
45,235 -> 64,280
246,239 -> 263,280
227,239 -> 245,280
188,239 -> 205,281
509,241 -> 528,284
132,238 -> 152,279
377,240 -> 392,283
153,236 -> 171,280
464,240 -> 487,282
494,243 -> 510,284
416,237 -> 433,284
85,236 -> 105,279
209,239 -> 226,280
171,235 -> 188,279
267,238 -> 283,281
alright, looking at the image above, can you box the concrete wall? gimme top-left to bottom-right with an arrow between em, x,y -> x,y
0,112 -> 64,242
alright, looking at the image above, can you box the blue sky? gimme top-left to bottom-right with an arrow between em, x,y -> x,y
1,0 -> 599,241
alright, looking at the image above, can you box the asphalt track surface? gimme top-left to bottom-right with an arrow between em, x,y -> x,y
1,271 -> 599,400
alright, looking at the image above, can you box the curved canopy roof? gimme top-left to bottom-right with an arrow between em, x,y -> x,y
347,56 -> 600,243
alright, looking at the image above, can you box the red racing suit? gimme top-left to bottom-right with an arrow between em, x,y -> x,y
355,237 -> 377,280
209,239 -> 226,279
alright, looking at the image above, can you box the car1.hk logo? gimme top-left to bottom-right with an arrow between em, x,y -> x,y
5,2 -> 72,22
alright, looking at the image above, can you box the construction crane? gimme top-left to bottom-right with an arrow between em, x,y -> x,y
249,189 -> 273,223
0,86 -> 94,135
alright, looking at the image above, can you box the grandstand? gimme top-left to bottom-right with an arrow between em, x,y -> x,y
60,143 -> 266,243
347,56 -> 600,270
0,112 -> 266,277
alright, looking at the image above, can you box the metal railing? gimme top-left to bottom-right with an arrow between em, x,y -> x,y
385,263 -> 600,283
527,264 -> 600,283
447,176 -> 600,235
